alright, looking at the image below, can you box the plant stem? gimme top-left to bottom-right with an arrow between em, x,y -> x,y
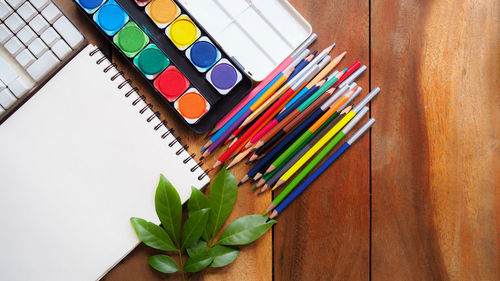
177,249 -> 187,281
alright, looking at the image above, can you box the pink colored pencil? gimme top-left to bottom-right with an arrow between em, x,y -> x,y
208,33 -> 318,136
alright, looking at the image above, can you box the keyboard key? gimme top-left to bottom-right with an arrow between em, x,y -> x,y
16,48 -> 36,67
0,56 -> 18,85
41,2 -> 61,24
4,13 -> 25,33
51,39 -> 71,60
28,37 -> 48,57
5,0 -> 23,9
29,14 -> 49,34
0,23 -> 13,44
40,27 -> 59,46
0,88 -> 17,109
53,16 -> 84,49
8,77 -> 31,98
29,0 -> 49,11
26,50 -> 60,81
17,2 -> 37,22
4,36 -> 23,56
0,0 -> 13,21
16,25 -> 37,45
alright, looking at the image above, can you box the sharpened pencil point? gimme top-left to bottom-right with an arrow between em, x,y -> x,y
252,185 -> 259,191
209,168 -> 214,172
199,156 -> 205,161
269,210 -> 278,220
312,50 -> 318,56
257,191 -> 263,196
265,218 -> 272,223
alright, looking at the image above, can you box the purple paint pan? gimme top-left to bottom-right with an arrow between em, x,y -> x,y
206,58 -> 242,95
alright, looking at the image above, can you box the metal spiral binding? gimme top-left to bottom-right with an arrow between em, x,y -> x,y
176,144 -> 189,155
88,47 -> 208,181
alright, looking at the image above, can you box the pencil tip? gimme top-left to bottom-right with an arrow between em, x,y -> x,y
209,168 -> 214,172
238,182 -> 243,187
257,191 -> 263,196
252,185 -> 259,191
265,218 -> 271,223
199,156 -> 205,161
312,50 -> 318,56
200,147 -> 206,152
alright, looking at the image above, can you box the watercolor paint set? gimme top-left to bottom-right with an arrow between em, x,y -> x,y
74,0 -> 312,133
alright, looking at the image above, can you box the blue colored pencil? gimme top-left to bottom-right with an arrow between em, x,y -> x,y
268,118 -> 376,219
286,50 -> 317,83
200,74 -> 284,153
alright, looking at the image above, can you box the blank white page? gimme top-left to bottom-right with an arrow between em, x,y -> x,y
0,45 -> 209,281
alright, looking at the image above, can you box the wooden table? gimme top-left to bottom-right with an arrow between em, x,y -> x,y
57,0 -> 499,280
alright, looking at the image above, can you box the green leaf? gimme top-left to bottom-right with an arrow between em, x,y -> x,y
206,166 -> 238,239
217,215 -> 276,246
130,217 -> 177,251
188,187 -> 211,241
155,174 -> 182,245
147,255 -> 179,274
181,208 -> 210,249
187,239 -> 208,257
208,245 -> 239,267
188,187 -> 209,215
183,254 -> 214,273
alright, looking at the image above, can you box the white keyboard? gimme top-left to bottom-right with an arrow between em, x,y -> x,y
0,0 -> 85,120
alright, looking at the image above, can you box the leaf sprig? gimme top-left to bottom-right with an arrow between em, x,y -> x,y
131,167 -> 276,280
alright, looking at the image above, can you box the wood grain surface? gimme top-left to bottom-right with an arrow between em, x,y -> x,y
272,1 -> 370,281
55,0 -> 500,280
371,0 -> 500,280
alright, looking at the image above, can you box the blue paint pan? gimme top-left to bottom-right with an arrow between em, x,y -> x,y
185,36 -> 221,73
93,0 -> 129,35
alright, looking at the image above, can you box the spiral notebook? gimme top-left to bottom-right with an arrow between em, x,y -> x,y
0,45 -> 210,281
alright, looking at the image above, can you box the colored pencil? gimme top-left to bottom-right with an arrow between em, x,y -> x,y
249,70 -> 344,151
271,87 -> 380,189
202,73 -> 284,152
249,81 -> 346,163
284,51 -> 347,109
268,118 -> 376,218
333,61 -> 361,88
266,84 -> 360,173
236,59 -> 331,156
253,59 -> 363,153
249,51 -> 348,147
238,86 -> 342,185
256,86 -> 360,183
338,64 -> 367,89
209,34 -> 317,136
278,44 -> 337,110
286,50 -> 318,83
201,68 -> 294,157
242,55 -> 333,150
202,49 -> 313,152
212,67 -> 324,171
258,104 -> 353,193
271,105 -> 368,193
236,54 -> 317,130
255,108 -> 352,194
227,143 -> 256,169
